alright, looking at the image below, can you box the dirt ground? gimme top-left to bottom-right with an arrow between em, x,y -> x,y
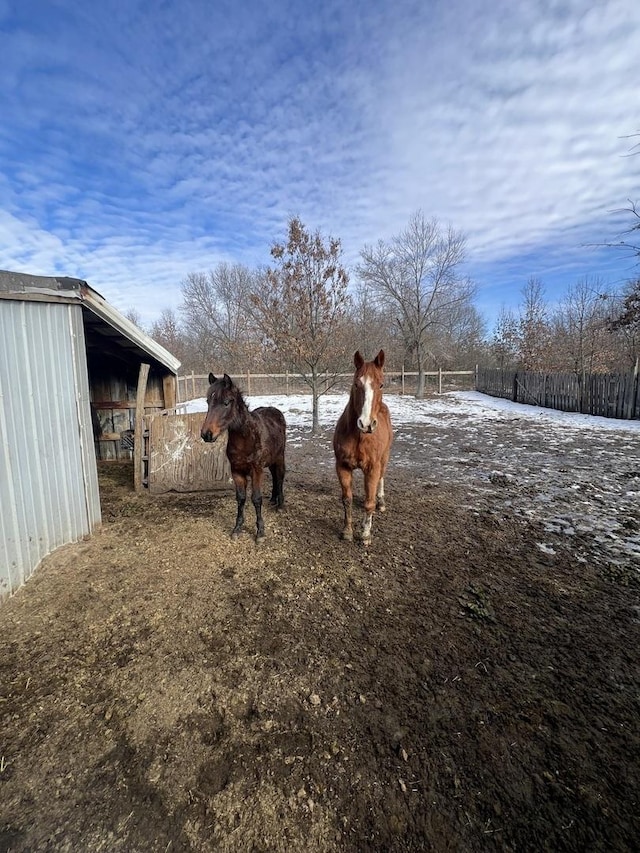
1,420 -> 639,853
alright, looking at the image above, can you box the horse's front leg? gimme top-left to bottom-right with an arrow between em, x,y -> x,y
231,472 -> 247,539
376,476 -> 386,512
251,467 -> 265,544
336,463 -> 354,541
362,467 -> 381,546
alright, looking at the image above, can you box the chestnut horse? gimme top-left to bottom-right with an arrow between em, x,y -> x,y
200,373 -> 286,543
333,350 -> 393,545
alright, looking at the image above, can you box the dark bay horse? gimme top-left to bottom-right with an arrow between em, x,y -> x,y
333,350 -> 393,545
201,373 -> 286,543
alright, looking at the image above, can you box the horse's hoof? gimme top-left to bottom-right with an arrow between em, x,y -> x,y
341,530 -> 353,542
255,535 -> 265,546
362,538 -> 371,547
378,504 -> 386,513
231,530 -> 241,541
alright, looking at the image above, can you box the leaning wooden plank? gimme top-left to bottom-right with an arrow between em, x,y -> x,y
134,363 -> 150,492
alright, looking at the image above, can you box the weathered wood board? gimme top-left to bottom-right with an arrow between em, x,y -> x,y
147,413 -> 231,494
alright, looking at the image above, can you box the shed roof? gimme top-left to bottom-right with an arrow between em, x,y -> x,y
0,270 -> 180,374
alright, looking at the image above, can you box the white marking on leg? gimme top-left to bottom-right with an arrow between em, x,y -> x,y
377,477 -> 386,511
362,512 -> 373,544
357,376 -> 374,431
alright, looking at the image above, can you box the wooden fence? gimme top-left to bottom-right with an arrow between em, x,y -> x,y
177,369 -> 476,402
477,367 -> 640,420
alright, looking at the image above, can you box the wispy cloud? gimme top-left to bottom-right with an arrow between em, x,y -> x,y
1,0 -> 638,325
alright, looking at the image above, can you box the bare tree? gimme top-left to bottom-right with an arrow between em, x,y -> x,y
609,277 -> 640,369
124,308 -> 145,330
180,263 -> 260,371
517,278 -> 553,371
358,211 -> 474,397
149,308 -> 186,362
250,216 -> 351,432
552,278 -> 616,376
491,307 -> 520,368
346,281 -> 399,365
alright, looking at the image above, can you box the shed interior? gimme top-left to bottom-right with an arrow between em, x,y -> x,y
82,305 -> 177,461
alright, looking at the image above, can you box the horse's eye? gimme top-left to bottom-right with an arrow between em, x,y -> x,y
224,399 -> 231,407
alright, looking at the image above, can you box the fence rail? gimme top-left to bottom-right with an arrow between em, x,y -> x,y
177,369 -> 476,402
477,367 -> 640,420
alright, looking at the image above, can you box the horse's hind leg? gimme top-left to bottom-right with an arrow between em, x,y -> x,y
269,464 -> 278,505
251,468 -> 266,543
269,460 -> 285,508
231,472 -> 247,540
336,463 -> 354,541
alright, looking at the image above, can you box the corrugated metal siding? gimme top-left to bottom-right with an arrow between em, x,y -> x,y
0,300 -> 101,601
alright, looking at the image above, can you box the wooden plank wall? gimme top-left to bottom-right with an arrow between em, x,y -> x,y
146,412 -> 231,494
92,371 -> 175,460
476,367 -> 640,420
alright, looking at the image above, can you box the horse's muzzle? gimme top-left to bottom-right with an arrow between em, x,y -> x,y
357,419 -> 377,434
201,429 -> 218,443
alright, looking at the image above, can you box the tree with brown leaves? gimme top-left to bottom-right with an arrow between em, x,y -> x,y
251,217 -> 351,432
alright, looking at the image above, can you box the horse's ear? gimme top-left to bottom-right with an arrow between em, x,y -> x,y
223,373 -> 232,387
374,350 -> 385,369
354,351 -> 364,369
208,372 -> 216,385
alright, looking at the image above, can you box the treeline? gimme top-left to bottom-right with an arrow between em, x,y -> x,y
140,214 -> 489,405
490,277 -> 639,376
130,213 -> 640,395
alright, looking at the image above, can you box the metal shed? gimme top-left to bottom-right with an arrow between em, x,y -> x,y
0,270 -> 180,602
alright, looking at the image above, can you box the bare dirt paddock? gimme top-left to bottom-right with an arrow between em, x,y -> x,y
1,405 -> 639,853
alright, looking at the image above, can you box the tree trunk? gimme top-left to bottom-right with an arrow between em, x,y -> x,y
312,387 -> 320,433
311,367 -> 320,433
415,365 -> 426,398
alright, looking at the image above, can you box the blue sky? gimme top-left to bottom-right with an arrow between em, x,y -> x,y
1,0 -> 639,332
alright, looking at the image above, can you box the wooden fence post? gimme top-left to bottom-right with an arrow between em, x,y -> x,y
134,362 -> 151,493
401,364 -> 405,396
438,367 -> 442,395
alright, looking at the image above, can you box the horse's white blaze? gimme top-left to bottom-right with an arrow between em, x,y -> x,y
357,375 -> 374,430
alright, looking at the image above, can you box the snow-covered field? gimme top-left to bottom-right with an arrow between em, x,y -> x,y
182,391 -> 640,569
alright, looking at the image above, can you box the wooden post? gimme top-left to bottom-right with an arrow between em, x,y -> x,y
191,370 -> 195,400
401,364 -> 405,396
438,367 -> 442,395
163,374 -> 176,411
134,362 -> 151,492
247,370 -> 251,395
286,371 -> 289,395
